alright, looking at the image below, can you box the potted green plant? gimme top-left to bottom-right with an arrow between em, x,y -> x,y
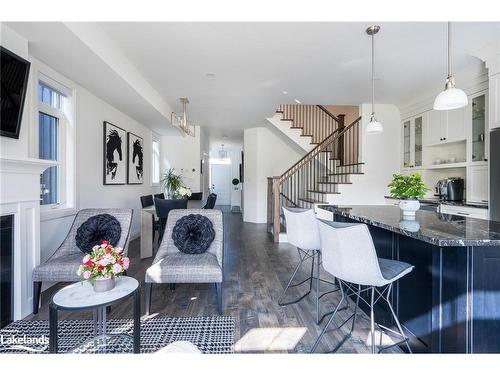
388,173 -> 429,217
160,168 -> 192,198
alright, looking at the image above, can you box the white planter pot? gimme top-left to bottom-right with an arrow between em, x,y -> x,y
93,276 -> 115,293
399,199 -> 420,217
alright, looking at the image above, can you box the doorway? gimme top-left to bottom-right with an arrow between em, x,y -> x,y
210,163 -> 231,205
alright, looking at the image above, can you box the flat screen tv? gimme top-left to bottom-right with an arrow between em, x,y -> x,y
1,46 -> 31,139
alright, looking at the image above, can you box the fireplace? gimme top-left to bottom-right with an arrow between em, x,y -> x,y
1,157 -> 56,320
1,214 -> 14,328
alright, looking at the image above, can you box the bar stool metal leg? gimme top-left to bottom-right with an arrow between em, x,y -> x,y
310,281 -> 345,353
278,249 -> 315,306
370,287 -> 376,354
316,250 -> 320,324
384,284 -> 412,354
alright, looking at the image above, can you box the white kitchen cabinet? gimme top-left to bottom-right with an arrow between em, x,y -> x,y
440,204 -> 489,220
427,110 -> 446,146
427,108 -> 466,146
447,107 -> 466,143
467,165 -> 489,204
490,73 -> 500,130
401,114 -> 424,169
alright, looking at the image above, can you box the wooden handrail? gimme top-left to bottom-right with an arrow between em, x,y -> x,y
316,105 -> 340,123
279,116 -> 362,184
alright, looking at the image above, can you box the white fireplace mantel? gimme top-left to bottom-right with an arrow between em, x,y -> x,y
0,156 -> 57,320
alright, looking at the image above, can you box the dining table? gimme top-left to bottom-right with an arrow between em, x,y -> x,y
140,200 -> 203,259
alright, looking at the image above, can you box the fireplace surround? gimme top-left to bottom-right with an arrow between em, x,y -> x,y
0,157 -> 56,320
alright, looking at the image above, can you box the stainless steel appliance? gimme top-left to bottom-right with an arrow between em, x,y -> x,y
436,178 -> 464,201
491,128 -> 500,221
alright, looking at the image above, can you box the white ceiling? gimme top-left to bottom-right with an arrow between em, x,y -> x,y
6,22 -> 500,145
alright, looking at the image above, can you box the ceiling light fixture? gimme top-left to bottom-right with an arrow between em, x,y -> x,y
218,144 -> 227,159
366,25 -> 383,134
294,99 -> 302,104
433,22 -> 468,111
171,97 -> 196,137
282,91 -> 288,95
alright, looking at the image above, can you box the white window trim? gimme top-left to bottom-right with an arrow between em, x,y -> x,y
151,133 -> 161,187
30,59 -> 77,221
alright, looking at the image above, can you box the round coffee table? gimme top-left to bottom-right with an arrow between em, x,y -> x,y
49,276 -> 140,353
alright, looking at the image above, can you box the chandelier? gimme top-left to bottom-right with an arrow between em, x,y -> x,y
171,97 -> 196,137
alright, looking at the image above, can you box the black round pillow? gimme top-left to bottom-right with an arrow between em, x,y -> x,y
172,214 -> 215,254
75,214 -> 122,254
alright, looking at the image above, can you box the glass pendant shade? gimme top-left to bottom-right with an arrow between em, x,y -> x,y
433,78 -> 468,110
366,115 -> 383,134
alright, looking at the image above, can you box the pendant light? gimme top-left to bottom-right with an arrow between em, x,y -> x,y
433,22 -> 468,110
366,25 -> 383,134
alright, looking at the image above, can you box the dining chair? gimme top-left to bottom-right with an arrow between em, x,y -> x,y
188,192 -> 203,201
154,193 -> 165,200
154,198 -> 188,243
140,195 -> 154,208
203,193 -> 217,209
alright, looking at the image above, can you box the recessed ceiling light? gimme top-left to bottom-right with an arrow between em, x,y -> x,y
294,99 -> 301,104
282,91 -> 288,95
206,73 -> 216,79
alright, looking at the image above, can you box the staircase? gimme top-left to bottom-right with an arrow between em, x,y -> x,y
267,104 -> 363,242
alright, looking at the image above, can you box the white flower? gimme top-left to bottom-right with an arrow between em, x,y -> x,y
177,186 -> 192,197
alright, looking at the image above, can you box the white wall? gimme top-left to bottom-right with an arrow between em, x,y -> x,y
326,104 -> 401,205
243,126 -> 303,223
160,127 -> 202,193
39,85 -> 155,263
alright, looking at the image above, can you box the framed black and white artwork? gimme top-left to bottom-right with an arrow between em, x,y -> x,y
127,132 -> 144,184
103,121 -> 126,185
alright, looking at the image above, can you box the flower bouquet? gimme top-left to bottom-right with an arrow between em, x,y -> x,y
177,186 -> 192,198
77,240 -> 130,292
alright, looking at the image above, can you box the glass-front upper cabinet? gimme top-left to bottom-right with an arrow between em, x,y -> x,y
414,116 -> 423,167
403,120 -> 411,168
467,91 -> 489,164
402,115 -> 424,169
471,94 -> 486,162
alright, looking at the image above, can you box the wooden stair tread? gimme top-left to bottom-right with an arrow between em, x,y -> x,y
307,190 -> 340,194
326,172 -> 365,176
332,162 -> 366,166
299,197 -> 327,204
316,181 -> 353,185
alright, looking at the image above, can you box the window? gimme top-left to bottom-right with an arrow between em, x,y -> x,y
39,112 -> 59,205
152,137 -> 160,185
37,81 -> 69,208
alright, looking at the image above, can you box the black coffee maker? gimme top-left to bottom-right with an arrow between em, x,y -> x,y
436,178 -> 465,201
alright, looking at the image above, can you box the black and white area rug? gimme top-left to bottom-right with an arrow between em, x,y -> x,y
0,316 -> 234,354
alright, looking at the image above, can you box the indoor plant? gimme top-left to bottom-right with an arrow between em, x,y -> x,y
77,240 -> 130,292
388,173 -> 429,217
160,168 -> 192,198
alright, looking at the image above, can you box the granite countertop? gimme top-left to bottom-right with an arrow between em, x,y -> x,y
318,205 -> 500,247
384,196 -> 488,209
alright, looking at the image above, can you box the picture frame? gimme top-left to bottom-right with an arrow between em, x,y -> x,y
127,132 -> 144,184
103,121 -> 127,185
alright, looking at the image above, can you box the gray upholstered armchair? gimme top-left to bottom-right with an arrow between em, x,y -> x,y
32,208 -> 133,314
145,209 -> 224,315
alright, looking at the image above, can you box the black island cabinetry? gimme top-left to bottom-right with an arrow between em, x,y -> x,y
318,205 -> 500,353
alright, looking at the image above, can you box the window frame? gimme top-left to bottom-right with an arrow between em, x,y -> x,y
151,133 -> 161,187
30,60 -> 77,221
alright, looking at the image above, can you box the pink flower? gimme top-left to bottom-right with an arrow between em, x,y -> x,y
83,271 -> 91,280
122,257 -> 130,270
99,258 -> 110,267
112,263 -> 122,274
82,254 -> 90,263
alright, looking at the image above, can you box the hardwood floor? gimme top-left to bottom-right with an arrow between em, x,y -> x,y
27,206 -> 401,353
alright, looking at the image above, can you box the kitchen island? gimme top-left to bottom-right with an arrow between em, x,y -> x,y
317,204 -> 500,353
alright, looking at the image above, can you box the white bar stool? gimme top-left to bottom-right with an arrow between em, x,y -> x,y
310,220 -> 414,354
279,207 -> 341,324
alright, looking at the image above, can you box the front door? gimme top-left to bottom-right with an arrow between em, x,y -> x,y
210,164 -> 231,205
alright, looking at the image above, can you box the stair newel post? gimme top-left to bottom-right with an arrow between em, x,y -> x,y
273,176 -> 281,242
